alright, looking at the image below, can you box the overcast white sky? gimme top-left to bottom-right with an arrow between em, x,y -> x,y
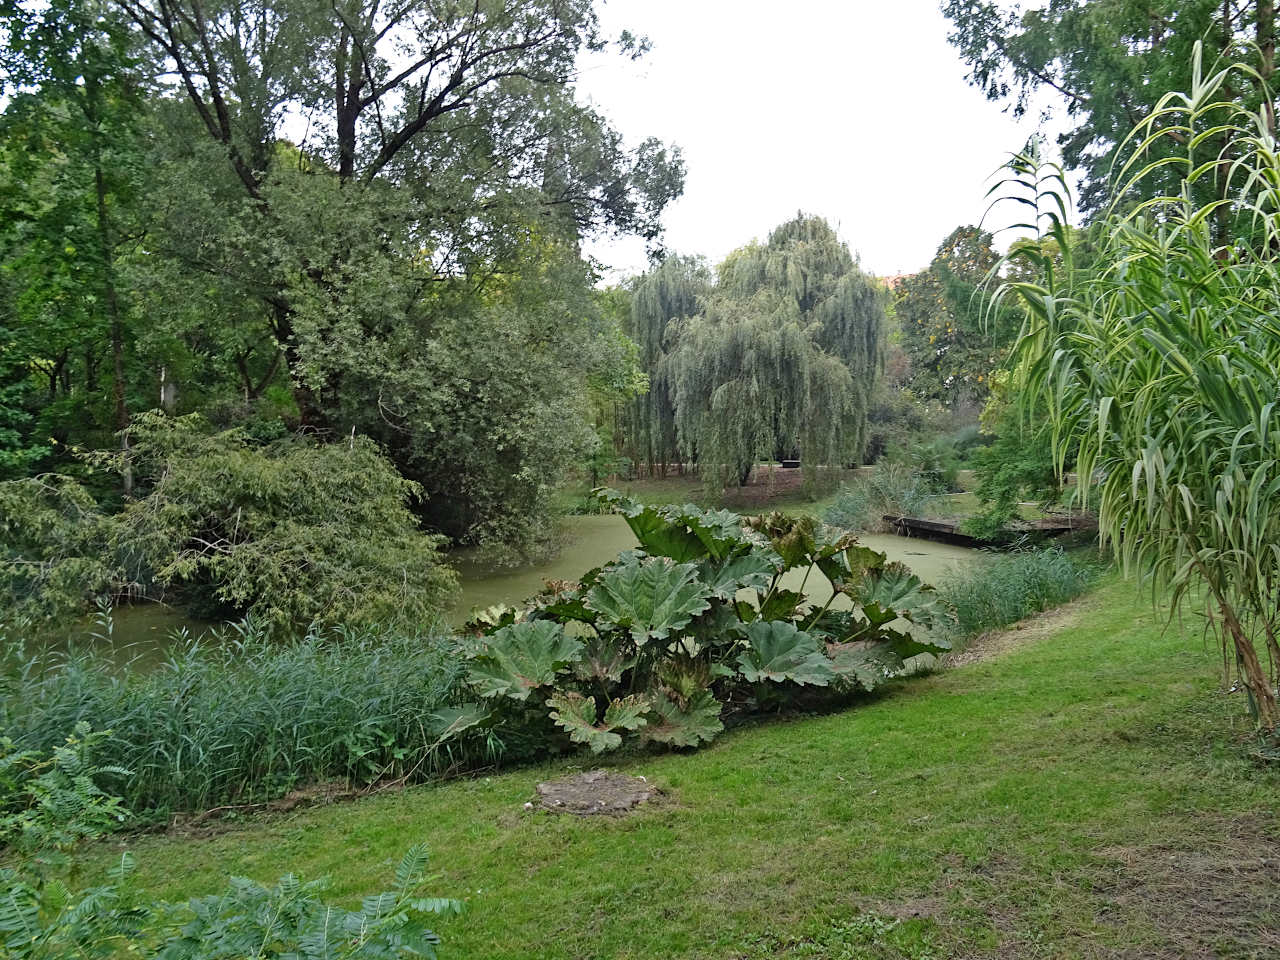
577,0 -> 1056,280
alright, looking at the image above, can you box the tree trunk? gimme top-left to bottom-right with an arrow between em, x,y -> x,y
1223,601 -> 1278,730
97,167 -> 131,496
270,300 -> 328,427
159,365 -> 178,414
86,63 -> 132,495
335,27 -> 356,181
738,462 -> 753,486
48,352 -> 67,399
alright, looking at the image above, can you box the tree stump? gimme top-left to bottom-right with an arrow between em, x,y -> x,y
533,770 -> 656,816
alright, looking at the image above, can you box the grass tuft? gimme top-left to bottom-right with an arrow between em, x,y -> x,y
823,464 -> 944,533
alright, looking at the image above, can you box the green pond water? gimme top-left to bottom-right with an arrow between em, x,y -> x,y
48,515 -> 981,663
450,514 -> 980,620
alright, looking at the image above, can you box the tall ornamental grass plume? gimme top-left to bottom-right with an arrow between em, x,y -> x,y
991,46 -> 1280,729
936,547 -> 1102,642
823,462 -> 943,533
0,617 -> 525,816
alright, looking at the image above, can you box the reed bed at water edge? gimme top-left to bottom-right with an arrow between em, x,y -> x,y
0,618 -> 529,817
935,546 -> 1103,642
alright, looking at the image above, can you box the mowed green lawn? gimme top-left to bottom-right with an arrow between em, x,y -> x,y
93,579 -> 1280,959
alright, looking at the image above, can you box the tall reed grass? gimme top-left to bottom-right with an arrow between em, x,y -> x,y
0,618 -> 534,817
937,546 -> 1102,642
823,462 -> 943,532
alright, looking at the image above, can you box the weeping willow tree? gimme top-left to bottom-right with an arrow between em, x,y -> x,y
665,214 -> 885,493
997,50 -> 1280,732
625,256 -> 710,476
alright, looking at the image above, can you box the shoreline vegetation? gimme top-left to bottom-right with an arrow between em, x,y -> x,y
2,492 -> 1102,822
72,577 -> 1280,959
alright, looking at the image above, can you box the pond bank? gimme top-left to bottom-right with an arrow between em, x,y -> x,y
84,580 -> 1280,959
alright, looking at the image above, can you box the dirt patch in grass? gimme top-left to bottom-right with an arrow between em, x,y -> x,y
534,769 -> 658,816
933,818 -> 1280,959
1090,815 -> 1280,958
945,594 -> 1095,668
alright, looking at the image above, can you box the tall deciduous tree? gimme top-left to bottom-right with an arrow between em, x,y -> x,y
665,215 -> 885,493
109,0 -> 682,422
625,255 -> 709,477
895,225 -> 1018,407
944,0 -> 1275,217
37,0 -> 685,549
0,0 -> 144,482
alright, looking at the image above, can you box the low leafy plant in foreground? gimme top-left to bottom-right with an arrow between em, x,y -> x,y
454,490 -> 952,753
0,727 -> 461,959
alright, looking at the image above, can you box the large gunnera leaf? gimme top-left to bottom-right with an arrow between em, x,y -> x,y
462,603 -> 521,636
746,512 -> 819,570
467,620 -> 582,701
428,703 -> 490,741
757,588 -> 806,622
657,659 -> 713,705
595,488 -> 708,562
585,556 -> 712,645
546,692 -> 649,753
643,688 -> 724,747
881,625 -> 952,659
531,579 -> 597,625
845,561 -> 949,631
810,532 -> 869,587
597,488 -> 773,563
698,551 -> 781,600
828,642 -> 904,692
571,635 -> 637,683
817,542 -> 887,590
736,621 -> 836,686
671,504 -> 764,560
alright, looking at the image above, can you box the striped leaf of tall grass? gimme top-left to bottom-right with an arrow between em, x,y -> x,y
0,620 -> 527,817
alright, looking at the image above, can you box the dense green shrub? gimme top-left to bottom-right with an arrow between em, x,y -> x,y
862,383 -> 927,464
936,547 -> 1101,641
0,622 -> 512,815
0,724 -> 131,866
451,491 -> 952,753
959,377 -> 1065,542
823,463 -> 944,532
0,413 -> 457,629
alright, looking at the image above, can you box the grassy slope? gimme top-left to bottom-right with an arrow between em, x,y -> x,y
95,579 -> 1279,959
